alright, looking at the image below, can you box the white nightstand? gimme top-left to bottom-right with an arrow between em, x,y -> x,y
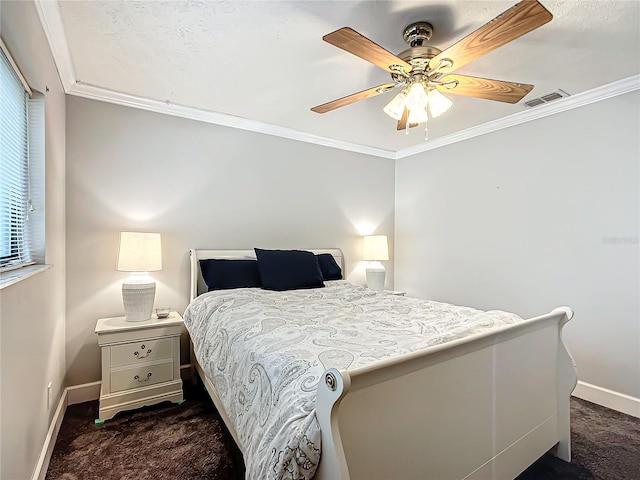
94,312 -> 184,424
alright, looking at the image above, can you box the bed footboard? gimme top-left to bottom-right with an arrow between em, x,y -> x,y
314,307 -> 576,480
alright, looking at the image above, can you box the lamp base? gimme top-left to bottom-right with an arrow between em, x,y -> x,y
366,262 -> 386,291
122,275 -> 155,322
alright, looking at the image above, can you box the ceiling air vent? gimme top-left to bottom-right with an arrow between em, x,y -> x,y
524,98 -> 545,107
524,89 -> 570,108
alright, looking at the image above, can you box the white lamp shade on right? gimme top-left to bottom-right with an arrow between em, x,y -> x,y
363,235 -> 389,291
362,235 -> 389,261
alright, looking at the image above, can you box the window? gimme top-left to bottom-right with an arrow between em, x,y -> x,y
0,40 -> 43,271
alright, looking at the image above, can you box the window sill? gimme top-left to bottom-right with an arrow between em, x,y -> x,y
0,264 -> 52,290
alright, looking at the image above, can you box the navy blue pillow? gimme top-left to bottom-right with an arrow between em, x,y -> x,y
316,253 -> 343,280
199,259 -> 262,291
254,248 -> 325,291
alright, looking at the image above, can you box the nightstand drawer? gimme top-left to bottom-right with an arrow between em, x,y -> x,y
110,361 -> 174,393
111,338 -> 173,367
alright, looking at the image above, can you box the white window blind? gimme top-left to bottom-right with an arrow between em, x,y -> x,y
0,46 -> 32,269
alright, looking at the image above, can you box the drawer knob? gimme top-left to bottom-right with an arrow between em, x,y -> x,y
134,373 -> 152,383
134,346 -> 153,359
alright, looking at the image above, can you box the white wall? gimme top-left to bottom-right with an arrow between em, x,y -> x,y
65,96 -> 395,386
0,1 -> 67,478
396,91 -> 640,401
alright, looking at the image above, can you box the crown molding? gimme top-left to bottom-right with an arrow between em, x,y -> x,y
35,1 -> 639,160
396,74 -> 640,159
67,81 -> 397,159
34,0 -> 75,91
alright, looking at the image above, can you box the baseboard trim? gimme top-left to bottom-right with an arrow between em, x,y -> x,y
31,364 -> 195,479
67,381 -> 101,405
572,381 -> 640,418
31,387 -> 68,480
180,363 -> 194,381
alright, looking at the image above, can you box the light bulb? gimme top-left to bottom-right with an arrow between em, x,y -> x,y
383,92 -> 406,120
428,89 -> 453,118
405,83 -> 428,111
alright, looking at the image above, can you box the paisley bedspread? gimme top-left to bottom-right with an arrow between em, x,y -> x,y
183,280 -> 523,480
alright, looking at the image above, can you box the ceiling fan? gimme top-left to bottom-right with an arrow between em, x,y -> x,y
311,0 -> 553,136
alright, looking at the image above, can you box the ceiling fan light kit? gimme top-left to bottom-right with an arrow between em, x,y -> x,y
312,0 -> 553,140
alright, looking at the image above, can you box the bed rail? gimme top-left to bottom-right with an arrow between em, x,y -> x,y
314,307 -> 576,480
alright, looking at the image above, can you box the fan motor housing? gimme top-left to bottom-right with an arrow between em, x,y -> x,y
392,22 -> 443,81
398,45 -> 442,63
392,45 -> 443,82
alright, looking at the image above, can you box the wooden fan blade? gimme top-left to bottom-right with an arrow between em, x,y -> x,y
397,107 -> 408,130
429,0 -> 552,73
324,27 -> 412,73
311,83 -> 396,114
437,74 -> 534,103
396,108 -> 418,130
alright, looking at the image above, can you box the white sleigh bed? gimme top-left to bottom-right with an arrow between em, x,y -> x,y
186,248 -> 577,480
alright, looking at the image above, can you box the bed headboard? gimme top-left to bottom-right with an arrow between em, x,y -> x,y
189,248 -> 345,302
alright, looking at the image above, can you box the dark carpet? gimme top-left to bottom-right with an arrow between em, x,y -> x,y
45,383 -> 244,480
567,397 -> 640,480
46,383 -> 639,480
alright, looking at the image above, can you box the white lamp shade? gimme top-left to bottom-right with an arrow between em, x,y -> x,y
363,235 -> 389,261
383,92 -> 407,120
428,89 -> 453,118
405,83 -> 428,111
117,232 -> 162,272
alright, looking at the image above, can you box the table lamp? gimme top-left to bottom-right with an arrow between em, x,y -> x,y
116,232 -> 162,322
363,235 -> 389,291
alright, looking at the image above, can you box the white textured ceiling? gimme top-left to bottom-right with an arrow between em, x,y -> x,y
48,0 -> 640,154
